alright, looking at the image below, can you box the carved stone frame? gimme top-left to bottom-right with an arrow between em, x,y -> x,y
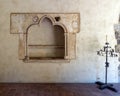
10,13 -> 80,63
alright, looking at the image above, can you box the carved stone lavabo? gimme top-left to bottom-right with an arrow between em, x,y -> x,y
10,13 -> 80,63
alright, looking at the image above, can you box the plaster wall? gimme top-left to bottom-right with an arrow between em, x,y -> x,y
0,0 -> 120,82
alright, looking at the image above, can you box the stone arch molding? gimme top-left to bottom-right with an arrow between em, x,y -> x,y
10,13 -> 80,63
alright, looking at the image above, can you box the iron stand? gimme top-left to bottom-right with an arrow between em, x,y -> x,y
96,42 -> 118,92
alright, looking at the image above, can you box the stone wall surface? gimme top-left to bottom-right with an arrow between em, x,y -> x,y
0,0 -> 120,83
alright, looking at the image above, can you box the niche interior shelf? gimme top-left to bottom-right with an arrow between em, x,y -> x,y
10,13 -> 80,63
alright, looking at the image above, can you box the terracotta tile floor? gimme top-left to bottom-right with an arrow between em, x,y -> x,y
0,83 -> 120,96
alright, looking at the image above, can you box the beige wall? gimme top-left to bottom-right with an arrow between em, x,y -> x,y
0,0 -> 120,83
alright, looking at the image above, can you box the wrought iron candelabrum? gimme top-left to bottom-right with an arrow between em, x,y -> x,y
96,40 -> 118,92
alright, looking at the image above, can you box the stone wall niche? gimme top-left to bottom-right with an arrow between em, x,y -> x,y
10,13 -> 80,63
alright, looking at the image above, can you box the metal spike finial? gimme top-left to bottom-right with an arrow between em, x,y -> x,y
106,35 -> 107,42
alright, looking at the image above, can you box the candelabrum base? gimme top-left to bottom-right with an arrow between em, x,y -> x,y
95,81 -> 117,92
